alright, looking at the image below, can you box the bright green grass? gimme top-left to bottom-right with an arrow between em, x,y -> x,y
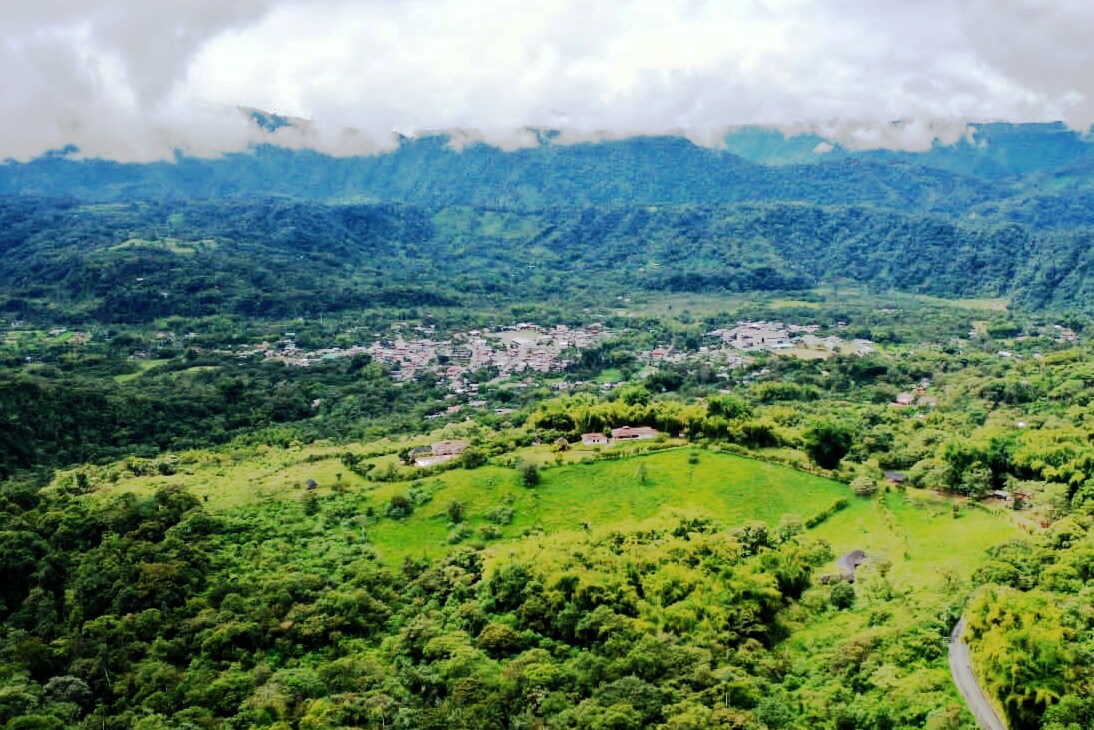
366,449 -> 849,563
95,445 -> 850,563
808,488 -> 1020,592
90,441 -> 1018,575
594,368 -> 625,384
113,359 -> 165,383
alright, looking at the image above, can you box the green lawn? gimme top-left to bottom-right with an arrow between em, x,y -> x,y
113,359 -> 165,383
594,368 -> 625,384
809,489 -> 1020,593
88,442 -> 1018,576
364,449 -> 850,563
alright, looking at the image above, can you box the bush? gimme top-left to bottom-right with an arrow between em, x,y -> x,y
386,494 -> 413,519
479,525 -> 502,540
830,581 -> 856,609
461,447 -> 488,469
851,475 -> 878,497
447,524 -> 474,544
520,463 -> 540,488
483,505 -> 516,525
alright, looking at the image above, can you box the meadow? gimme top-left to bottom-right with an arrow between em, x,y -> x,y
88,443 -> 1018,576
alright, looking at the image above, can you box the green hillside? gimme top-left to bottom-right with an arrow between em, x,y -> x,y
1,440 -> 1020,728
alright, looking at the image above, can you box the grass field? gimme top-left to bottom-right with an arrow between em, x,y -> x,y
113,359 -> 166,383
89,442 -> 1019,576
810,489 -> 1020,592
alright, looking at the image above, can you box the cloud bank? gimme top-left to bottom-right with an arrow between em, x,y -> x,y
2,0 -> 1093,161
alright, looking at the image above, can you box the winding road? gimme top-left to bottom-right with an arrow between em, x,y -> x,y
949,618 -> 1007,730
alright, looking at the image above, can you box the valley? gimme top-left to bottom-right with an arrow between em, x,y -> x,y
4,126 -> 1094,729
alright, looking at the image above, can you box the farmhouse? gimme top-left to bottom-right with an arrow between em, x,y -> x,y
893,392 -> 917,406
431,440 -> 470,457
610,426 -> 659,441
581,432 -> 609,446
414,439 -> 470,467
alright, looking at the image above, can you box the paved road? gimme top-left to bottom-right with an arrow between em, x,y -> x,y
949,618 -> 1007,730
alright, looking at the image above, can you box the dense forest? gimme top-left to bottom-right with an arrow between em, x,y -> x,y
0,197 -> 1082,325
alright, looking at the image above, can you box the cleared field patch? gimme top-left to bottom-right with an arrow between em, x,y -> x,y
809,488 -> 1020,593
359,449 -> 851,563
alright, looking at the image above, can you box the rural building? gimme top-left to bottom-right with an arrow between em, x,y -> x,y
431,440 -> 470,457
893,392 -> 916,406
610,426 -> 659,441
415,439 -> 471,467
581,432 -> 609,446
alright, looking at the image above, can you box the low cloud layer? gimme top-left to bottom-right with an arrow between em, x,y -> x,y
2,0 -> 1093,161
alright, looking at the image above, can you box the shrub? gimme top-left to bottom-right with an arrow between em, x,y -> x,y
830,581 -> 856,609
483,505 -> 516,525
447,524 -> 474,544
520,463 -> 540,488
851,475 -> 878,497
386,494 -> 413,519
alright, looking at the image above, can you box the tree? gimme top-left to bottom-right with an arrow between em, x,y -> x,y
707,394 -> 752,420
386,494 -> 413,519
959,463 -> 993,499
520,463 -> 540,488
850,475 -> 878,497
804,421 -> 854,470
830,581 -> 855,609
447,500 -> 465,524
461,447 -> 488,469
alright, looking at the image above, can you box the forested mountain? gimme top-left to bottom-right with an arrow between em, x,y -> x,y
0,135 -> 1006,213
0,198 -> 1046,323
3,123 -> 1094,314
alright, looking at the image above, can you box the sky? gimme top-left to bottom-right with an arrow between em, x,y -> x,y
2,0 -> 1093,161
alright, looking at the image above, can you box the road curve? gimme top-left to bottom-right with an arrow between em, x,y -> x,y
949,618 -> 1007,730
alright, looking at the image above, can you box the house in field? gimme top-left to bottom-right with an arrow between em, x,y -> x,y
581,432 -> 609,446
432,439 -> 470,457
415,439 -> 470,467
610,426 -> 659,441
893,392 -> 917,407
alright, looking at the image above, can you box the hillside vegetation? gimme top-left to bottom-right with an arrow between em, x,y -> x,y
5,123 -> 1094,728
0,442 -> 1019,729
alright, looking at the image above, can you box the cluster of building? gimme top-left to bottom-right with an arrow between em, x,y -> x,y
707,321 -> 875,356
365,322 -> 612,385
231,323 -> 613,384
891,379 -> 938,408
252,341 -> 371,367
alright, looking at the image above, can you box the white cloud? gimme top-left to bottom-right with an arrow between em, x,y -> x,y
1,0 -> 1093,161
